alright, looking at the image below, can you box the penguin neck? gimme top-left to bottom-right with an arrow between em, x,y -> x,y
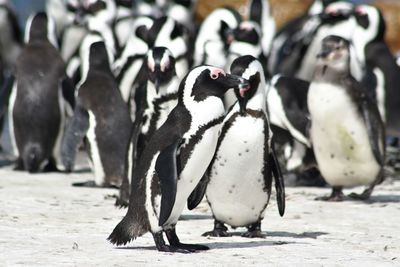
147,75 -> 178,99
314,63 -> 350,84
244,82 -> 267,112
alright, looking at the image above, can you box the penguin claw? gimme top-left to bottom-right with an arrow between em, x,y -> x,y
314,195 -> 344,202
241,230 -> 266,238
115,197 -> 129,208
202,229 -> 232,237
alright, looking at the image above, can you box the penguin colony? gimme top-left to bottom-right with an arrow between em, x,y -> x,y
0,0 -> 398,253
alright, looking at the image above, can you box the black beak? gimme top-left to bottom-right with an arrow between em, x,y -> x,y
220,74 -> 250,92
234,82 -> 250,114
317,47 -> 332,58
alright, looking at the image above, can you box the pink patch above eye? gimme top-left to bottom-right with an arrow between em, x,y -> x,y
210,68 -> 225,79
355,6 -> 365,15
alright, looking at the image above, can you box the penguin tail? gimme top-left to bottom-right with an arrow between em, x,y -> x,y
23,144 -> 43,173
107,212 -> 148,246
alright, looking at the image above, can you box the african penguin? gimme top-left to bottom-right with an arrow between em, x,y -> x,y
193,7 -> 241,68
112,0 -> 134,50
116,46 -> 180,207
61,34 -> 132,188
201,56 -> 285,238
148,16 -> 190,79
108,66 -> 250,253
308,35 -> 385,201
224,21 -> 262,108
113,15 -> 154,104
8,12 -> 74,173
248,0 -> 275,59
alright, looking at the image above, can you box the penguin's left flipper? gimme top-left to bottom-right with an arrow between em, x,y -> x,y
61,103 -> 89,172
187,172 -> 209,210
269,144 -> 285,216
155,136 -> 182,227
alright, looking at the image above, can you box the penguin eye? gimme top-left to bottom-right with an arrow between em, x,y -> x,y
210,73 -> 219,80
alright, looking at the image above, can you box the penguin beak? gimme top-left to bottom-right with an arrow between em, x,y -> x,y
317,47 -> 332,59
220,74 -> 250,93
235,83 -> 250,114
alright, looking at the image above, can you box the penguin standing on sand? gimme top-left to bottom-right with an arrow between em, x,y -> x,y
108,66 -> 249,253
308,35 -> 385,201
201,56 -> 285,237
8,12 -> 74,172
61,34 -> 132,188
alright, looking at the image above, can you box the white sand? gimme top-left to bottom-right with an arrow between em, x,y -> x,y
0,163 -> 399,266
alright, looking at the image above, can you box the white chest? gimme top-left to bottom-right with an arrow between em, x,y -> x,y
308,83 -> 380,187
206,116 -> 270,227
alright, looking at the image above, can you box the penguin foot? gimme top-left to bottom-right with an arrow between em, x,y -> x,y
115,197 -> 129,208
153,231 -> 193,253
13,158 -> 24,171
165,228 -> 209,252
242,222 -> 265,238
202,220 -> 231,237
241,230 -> 266,238
43,158 -> 60,172
202,228 -> 232,237
315,187 -> 344,202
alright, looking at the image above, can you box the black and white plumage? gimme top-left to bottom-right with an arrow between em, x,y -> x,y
193,7 -> 241,68
309,35 -> 385,201
112,0 -> 134,50
61,34 -> 131,188
113,15 -> 154,103
201,56 -> 285,238
108,66 -> 249,253
117,47 -> 180,207
248,0 -> 275,59
8,12 -> 74,173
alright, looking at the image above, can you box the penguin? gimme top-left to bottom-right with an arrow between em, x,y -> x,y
113,15 -> 153,103
193,7 -> 241,69
61,34 -> 132,187
116,46 -> 180,207
8,12 -> 74,173
268,0 -> 354,77
147,16 -> 190,79
112,0 -> 134,51
353,5 -> 400,141
308,35 -> 385,201
248,0 -> 275,59
108,66 -> 250,253
200,56 -> 285,238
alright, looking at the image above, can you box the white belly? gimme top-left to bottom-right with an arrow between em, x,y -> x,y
206,116 -> 269,227
8,82 -> 18,156
308,83 -> 380,187
165,124 -> 221,225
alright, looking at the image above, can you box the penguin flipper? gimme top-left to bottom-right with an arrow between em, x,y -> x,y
155,137 -> 182,227
361,98 -> 385,167
61,103 -> 89,172
269,144 -> 285,217
187,172 -> 209,210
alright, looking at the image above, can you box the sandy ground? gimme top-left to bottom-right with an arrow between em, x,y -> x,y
0,151 -> 399,267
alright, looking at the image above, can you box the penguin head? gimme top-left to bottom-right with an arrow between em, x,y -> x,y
146,47 -> 176,93
232,22 -> 261,46
317,35 -> 351,72
230,55 -> 265,114
308,0 -> 341,15
80,33 -> 114,79
25,12 -> 58,48
82,0 -> 116,25
180,66 -> 250,104
353,5 -> 385,43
